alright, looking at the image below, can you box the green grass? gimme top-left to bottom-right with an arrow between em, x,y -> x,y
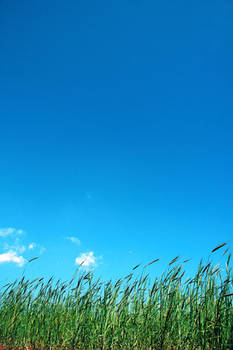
0,244 -> 232,350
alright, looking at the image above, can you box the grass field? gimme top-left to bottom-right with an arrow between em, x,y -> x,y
0,244 -> 232,350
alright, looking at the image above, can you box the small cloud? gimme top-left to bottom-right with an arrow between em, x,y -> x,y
39,246 -> 46,254
75,251 -> 97,269
66,236 -> 81,245
17,229 -> 23,234
128,250 -> 133,255
0,250 -> 26,267
28,242 -> 36,250
86,192 -> 92,200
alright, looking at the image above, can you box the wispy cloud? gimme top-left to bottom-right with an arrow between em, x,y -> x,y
75,251 -> 98,269
66,236 -> 81,245
3,242 -> 26,254
28,242 -> 45,254
39,246 -> 46,254
0,228 -> 23,237
0,250 -> 26,267
86,192 -> 92,200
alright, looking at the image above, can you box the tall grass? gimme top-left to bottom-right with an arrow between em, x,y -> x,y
0,244 -> 232,350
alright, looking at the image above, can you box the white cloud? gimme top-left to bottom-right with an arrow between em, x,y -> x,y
0,250 -> 26,267
75,251 -> 97,268
66,236 -> 81,245
28,242 -> 36,250
0,228 -> 24,237
0,227 -> 46,269
1,225 -> 45,250
0,228 -> 15,237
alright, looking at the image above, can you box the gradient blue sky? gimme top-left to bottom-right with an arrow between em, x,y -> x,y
0,0 -> 233,284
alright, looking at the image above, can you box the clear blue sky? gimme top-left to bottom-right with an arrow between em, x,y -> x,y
0,0 -> 233,284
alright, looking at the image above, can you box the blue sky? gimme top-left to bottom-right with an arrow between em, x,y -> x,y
0,0 -> 233,285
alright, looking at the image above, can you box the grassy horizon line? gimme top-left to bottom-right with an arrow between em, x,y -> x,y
0,243 -> 232,350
